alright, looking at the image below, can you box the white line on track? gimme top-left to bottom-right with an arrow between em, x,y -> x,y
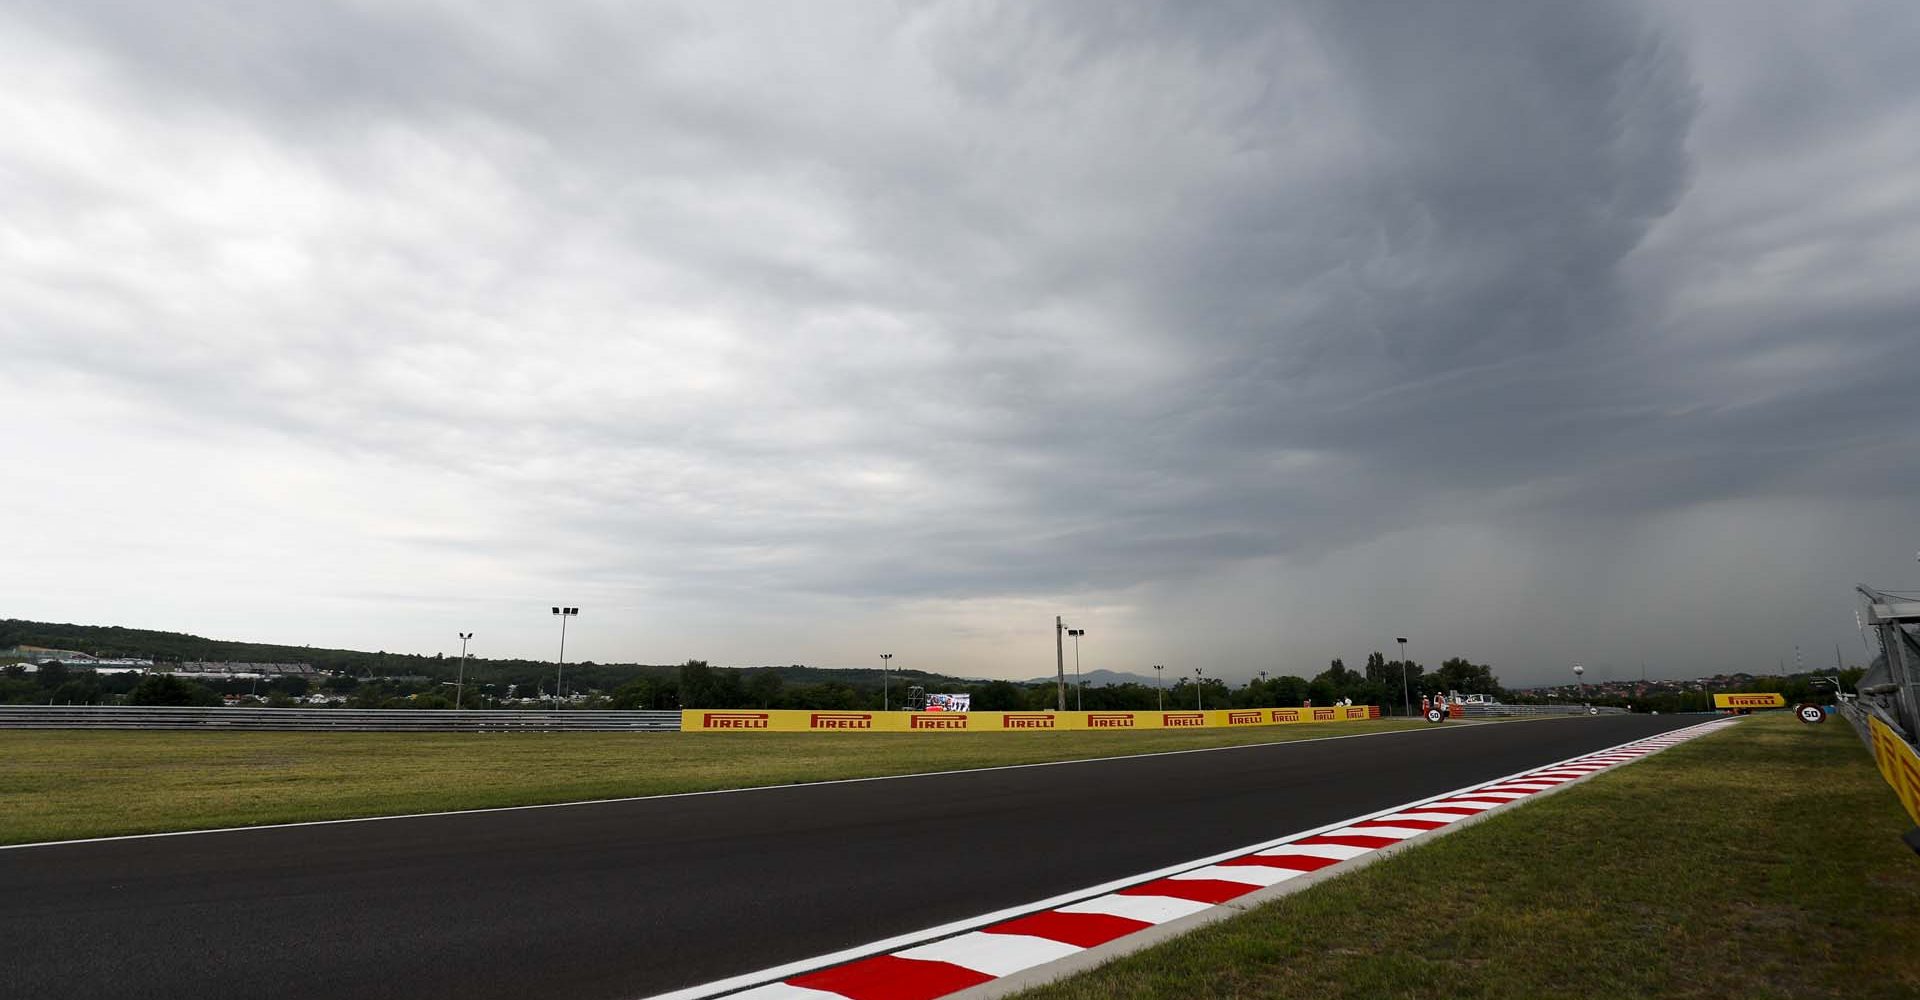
0,716 -> 1559,851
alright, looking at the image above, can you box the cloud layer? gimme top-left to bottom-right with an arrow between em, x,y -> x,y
4,1 -> 1916,683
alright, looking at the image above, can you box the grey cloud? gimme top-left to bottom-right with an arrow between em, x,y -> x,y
2,1 -> 1916,682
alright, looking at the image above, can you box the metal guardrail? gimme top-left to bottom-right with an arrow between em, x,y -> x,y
0,706 -> 682,732
1836,701 -> 1879,752
1457,703 -> 1629,718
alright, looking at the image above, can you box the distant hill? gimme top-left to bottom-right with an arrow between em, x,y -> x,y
0,618 -> 1007,692
1022,668 -> 1165,688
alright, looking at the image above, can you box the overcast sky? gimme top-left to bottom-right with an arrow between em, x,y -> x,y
3,1 -> 1916,686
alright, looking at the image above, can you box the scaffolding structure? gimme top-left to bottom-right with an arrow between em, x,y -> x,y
1855,585 -> 1920,746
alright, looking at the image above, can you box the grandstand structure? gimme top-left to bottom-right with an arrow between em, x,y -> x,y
3,645 -> 97,663
1856,585 -> 1920,746
160,661 -> 321,679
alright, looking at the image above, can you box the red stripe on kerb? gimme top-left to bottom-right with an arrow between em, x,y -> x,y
1413,805 -> 1487,816
786,955 -> 993,1000
1220,853 -> 1342,872
1291,834 -> 1400,849
1117,878 -> 1260,904
985,910 -> 1151,948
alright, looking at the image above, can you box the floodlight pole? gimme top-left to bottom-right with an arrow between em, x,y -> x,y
1055,616 -> 1067,712
552,607 -> 577,708
880,653 -> 893,710
1154,664 -> 1164,711
1195,667 -> 1204,711
456,632 -> 473,710
1396,637 -> 1411,717
1068,629 -> 1086,711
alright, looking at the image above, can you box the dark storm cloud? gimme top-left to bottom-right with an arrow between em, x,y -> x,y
3,1 -> 1916,678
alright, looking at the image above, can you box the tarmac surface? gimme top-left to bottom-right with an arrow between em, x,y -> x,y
0,714 -> 1701,1000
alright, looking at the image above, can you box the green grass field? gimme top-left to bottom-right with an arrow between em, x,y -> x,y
1015,713 -> 1920,1000
0,718 -> 1433,845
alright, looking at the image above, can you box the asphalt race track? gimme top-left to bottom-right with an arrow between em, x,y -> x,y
0,715 -> 1702,1000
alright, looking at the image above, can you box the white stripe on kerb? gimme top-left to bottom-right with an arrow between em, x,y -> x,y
1168,864 -> 1307,887
1056,893 -> 1214,924
895,931 -> 1080,977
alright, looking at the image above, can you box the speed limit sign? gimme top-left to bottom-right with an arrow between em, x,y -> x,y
1796,703 -> 1826,724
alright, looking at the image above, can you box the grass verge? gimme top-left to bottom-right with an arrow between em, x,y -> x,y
0,718 -> 1435,845
1015,713 -> 1920,1000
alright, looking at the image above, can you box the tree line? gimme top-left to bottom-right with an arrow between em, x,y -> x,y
5,615 -> 1865,714
1,652 -> 1488,712
627,654 -> 1502,713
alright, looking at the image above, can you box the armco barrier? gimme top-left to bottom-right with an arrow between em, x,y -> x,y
0,706 -> 681,732
682,706 -> 1381,732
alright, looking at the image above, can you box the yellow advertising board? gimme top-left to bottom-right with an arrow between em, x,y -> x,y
1711,692 -> 1786,710
681,705 -> 1380,733
1867,714 -> 1920,828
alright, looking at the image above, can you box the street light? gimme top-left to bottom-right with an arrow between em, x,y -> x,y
456,632 -> 473,710
1054,616 -> 1068,712
551,607 -> 578,708
1396,637 -> 1411,717
1154,664 -> 1164,711
1194,667 -> 1204,711
1067,629 -> 1086,711
880,653 -> 893,710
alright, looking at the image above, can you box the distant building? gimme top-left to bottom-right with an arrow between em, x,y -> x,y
4,645 -> 96,664
161,662 -> 319,679
69,658 -> 152,674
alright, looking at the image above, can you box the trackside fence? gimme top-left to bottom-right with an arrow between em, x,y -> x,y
0,706 -> 682,732
1457,703 -> 1628,718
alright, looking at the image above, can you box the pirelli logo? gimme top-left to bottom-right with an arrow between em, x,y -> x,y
1087,713 -> 1135,728
1869,714 -> 1920,828
702,712 -> 769,729
810,712 -> 873,730
1228,711 -> 1262,725
1712,693 -> 1786,709
910,714 -> 968,730
1312,708 -> 1335,721
1271,709 -> 1300,723
1162,712 -> 1205,727
1002,714 -> 1055,729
